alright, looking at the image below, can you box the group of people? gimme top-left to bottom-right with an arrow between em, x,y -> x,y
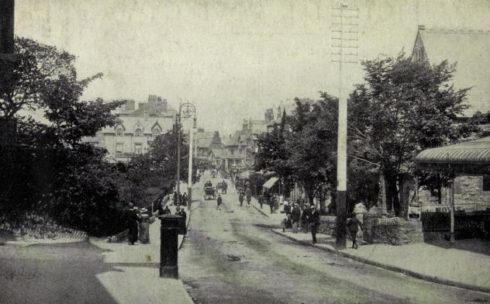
281,202 -> 321,243
126,202 -> 154,245
126,199 -> 188,245
281,201 -> 362,248
238,187 -> 252,207
173,191 -> 189,206
259,191 -> 279,214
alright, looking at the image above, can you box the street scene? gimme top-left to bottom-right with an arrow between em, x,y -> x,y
1,0 -> 490,303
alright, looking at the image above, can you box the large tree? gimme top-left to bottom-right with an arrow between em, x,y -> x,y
349,54 -> 477,217
287,96 -> 338,206
0,38 -> 124,235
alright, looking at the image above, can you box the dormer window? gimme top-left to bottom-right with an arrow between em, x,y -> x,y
115,126 -> 124,136
135,128 -> 143,137
152,127 -> 161,137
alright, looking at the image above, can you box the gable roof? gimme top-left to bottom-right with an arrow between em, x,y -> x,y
411,26 -> 490,115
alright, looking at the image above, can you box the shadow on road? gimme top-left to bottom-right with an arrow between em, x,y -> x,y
0,241 -> 121,304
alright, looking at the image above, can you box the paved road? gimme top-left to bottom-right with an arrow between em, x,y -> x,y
0,242 -> 119,304
180,174 -> 490,304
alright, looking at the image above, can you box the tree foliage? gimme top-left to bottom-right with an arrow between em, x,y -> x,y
0,38 -> 124,235
349,54 -> 478,216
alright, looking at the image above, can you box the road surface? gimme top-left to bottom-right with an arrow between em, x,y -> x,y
180,173 -> 490,304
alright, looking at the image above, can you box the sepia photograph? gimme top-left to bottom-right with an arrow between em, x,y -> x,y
1,0 -> 490,303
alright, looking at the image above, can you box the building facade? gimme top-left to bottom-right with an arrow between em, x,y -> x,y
83,95 -> 176,163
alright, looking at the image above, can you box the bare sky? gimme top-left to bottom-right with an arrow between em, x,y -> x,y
15,0 -> 490,133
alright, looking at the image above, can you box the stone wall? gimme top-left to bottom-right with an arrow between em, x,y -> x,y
318,215 -> 337,236
319,213 -> 424,245
417,175 -> 490,213
366,216 -> 424,245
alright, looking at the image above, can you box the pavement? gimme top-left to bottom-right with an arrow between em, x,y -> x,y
88,200 -> 194,304
268,215 -> 490,293
243,186 -> 490,293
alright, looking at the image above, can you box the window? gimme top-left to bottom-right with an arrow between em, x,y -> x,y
116,143 -> 124,153
483,175 -> 490,192
152,127 -> 161,137
134,143 -> 142,154
135,128 -> 143,137
116,126 -> 124,136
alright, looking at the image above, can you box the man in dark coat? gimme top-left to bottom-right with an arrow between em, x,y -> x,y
301,204 -> 312,233
291,203 -> 301,233
347,215 -> 360,249
217,194 -> 223,210
309,205 -> 320,244
245,188 -> 252,207
239,191 -> 245,207
126,203 -> 140,245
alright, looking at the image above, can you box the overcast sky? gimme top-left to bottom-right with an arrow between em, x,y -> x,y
15,0 -> 490,133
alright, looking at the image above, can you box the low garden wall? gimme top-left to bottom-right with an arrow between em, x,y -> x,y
318,213 -> 424,245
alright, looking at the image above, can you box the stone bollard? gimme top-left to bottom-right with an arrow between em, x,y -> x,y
159,214 -> 186,278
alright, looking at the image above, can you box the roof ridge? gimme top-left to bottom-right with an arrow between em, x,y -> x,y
425,27 -> 490,35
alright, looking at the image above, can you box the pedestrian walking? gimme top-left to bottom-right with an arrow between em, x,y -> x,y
291,203 -> 301,233
309,205 -> 320,244
301,204 -> 312,233
347,214 -> 360,249
217,194 -> 223,210
246,188 -> 252,207
269,195 -> 276,214
239,191 -> 244,207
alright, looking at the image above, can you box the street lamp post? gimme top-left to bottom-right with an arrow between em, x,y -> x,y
175,102 -> 196,208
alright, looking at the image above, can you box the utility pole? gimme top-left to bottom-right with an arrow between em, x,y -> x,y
175,101 -> 196,207
331,2 -> 358,249
187,116 -> 196,210
176,108 -> 181,206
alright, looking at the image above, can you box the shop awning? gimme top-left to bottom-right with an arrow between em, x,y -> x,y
263,177 -> 279,189
415,136 -> 490,174
415,136 -> 490,165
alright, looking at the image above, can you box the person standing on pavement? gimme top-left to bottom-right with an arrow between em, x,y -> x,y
347,214 -> 360,249
291,203 -> 301,233
309,205 -> 320,244
126,203 -> 140,245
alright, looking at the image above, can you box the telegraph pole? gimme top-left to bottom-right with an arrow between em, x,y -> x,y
187,115 -> 196,210
175,101 -> 196,208
176,108 -> 181,206
331,3 -> 358,249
